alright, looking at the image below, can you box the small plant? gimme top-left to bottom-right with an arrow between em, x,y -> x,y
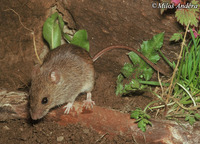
185,111 -> 200,125
43,12 -> 89,51
131,108 -> 152,132
116,32 -> 171,96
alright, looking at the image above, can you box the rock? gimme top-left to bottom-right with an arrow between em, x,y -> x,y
57,136 -> 64,142
47,102 -> 200,144
0,88 -> 29,121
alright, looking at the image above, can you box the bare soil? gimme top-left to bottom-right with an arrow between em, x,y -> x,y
0,0 -> 185,143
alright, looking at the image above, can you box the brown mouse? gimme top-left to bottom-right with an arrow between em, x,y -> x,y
30,44 -> 95,120
30,43 -> 167,120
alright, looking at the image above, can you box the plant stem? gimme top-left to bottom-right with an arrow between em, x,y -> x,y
149,102 -> 175,110
166,23 -> 190,103
158,49 -> 175,69
4,8 -> 42,64
144,100 -> 160,112
171,96 -> 200,110
176,83 -> 196,106
138,80 -> 169,86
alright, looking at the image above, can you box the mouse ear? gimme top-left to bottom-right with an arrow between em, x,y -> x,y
49,69 -> 60,84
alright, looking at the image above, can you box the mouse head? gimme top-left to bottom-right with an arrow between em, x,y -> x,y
29,65 -> 62,120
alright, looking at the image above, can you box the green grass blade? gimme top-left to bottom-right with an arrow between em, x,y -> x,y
138,80 -> 170,86
190,28 -> 197,49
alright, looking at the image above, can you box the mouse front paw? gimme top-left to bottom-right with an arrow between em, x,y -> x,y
63,102 -> 74,114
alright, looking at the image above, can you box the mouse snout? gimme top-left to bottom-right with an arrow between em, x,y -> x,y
30,109 -> 39,120
30,108 -> 46,120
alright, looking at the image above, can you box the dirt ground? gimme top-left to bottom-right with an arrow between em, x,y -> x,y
0,0 -> 186,143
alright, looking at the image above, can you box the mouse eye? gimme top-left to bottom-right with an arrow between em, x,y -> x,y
41,97 -> 48,104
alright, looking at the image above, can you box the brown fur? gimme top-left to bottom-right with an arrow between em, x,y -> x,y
29,44 -> 94,120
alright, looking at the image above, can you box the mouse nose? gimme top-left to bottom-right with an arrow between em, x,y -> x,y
30,109 -> 36,120
30,109 -> 41,120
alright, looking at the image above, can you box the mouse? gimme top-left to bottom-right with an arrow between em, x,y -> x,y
29,44 -> 95,120
29,43 -> 168,120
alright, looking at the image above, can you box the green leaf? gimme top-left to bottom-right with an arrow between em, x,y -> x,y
143,68 -> 154,81
152,32 -> 165,50
175,8 -> 199,27
63,33 -> 72,43
116,75 -> 145,96
130,79 -> 140,89
195,113 -> 200,120
129,32 -> 164,69
141,41 -> 160,63
140,33 -> 164,62
144,113 -> 151,120
185,114 -> 190,121
116,74 -> 124,96
138,120 -> 146,132
143,119 -> 152,126
189,117 -> 196,125
117,74 -> 124,83
116,83 -> 124,96
185,114 -> 196,125
124,82 -> 137,91
172,61 -> 176,68
170,32 -> 183,42
121,63 -> 135,78
131,111 -> 140,119
128,51 -> 141,65
43,12 -> 62,49
190,28 -> 197,49
70,30 -> 90,52
191,0 -> 200,5
58,15 -> 64,30
141,33 -> 164,53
